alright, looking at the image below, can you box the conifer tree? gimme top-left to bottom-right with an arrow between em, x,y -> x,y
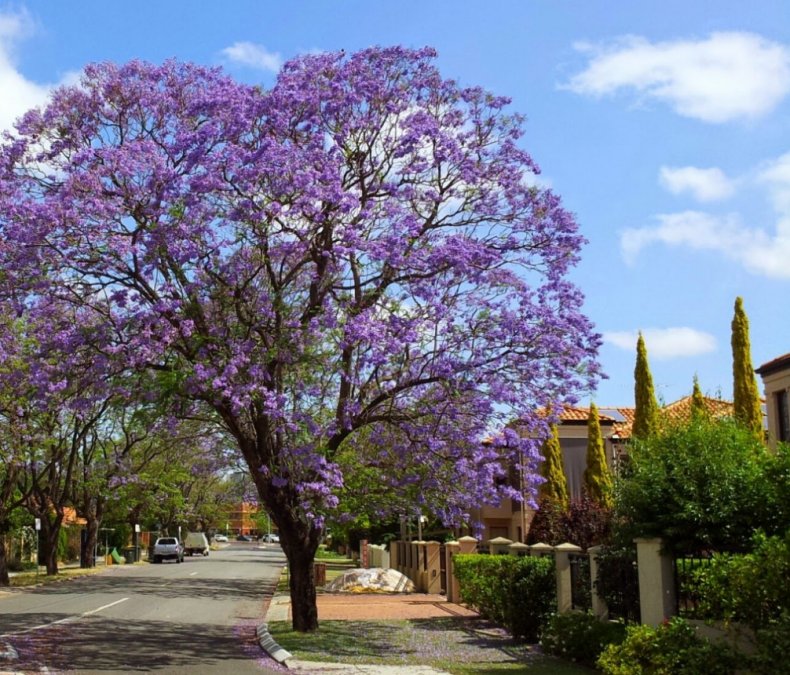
633,333 -> 660,439
539,424 -> 569,511
691,374 -> 707,419
583,403 -> 613,508
731,297 -> 763,440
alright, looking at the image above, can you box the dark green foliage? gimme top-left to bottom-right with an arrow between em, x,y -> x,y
539,425 -> 569,511
597,617 -> 738,675
584,403 -> 613,508
527,496 -> 612,549
752,611 -> 790,675
731,296 -> 763,440
541,612 -> 626,668
453,553 -> 555,641
632,333 -> 660,440
615,417 -> 785,554
684,530 -> 790,630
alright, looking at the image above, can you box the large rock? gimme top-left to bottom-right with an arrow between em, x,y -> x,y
324,567 -> 415,593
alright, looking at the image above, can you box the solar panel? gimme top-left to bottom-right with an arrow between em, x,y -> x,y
598,408 -> 626,422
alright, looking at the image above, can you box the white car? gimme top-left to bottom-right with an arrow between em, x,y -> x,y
261,533 -> 280,543
214,534 -> 229,543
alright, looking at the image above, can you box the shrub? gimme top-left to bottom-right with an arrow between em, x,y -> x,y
685,530 -> 790,630
597,617 -> 737,675
752,611 -> 790,674
527,495 -> 612,548
615,418 -> 784,554
454,553 -> 554,641
540,611 -> 625,668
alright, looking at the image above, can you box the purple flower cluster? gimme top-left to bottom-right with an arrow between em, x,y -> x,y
0,48 -> 600,549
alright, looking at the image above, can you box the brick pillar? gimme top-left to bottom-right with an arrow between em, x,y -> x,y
635,537 -> 676,627
554,543 -> 582,613
509,542 -> 529,557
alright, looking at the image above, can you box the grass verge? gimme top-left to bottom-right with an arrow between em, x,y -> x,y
268,617 -> 592,674
7,564 -> 117,588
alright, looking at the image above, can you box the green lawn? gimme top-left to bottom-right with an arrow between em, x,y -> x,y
269,617 -> 593,674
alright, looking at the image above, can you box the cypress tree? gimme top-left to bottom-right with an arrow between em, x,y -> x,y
731,296 -> 763,440
539,424 -> 569,511
633,332 -> 660,439
690,374 -> 707,419
583,402 -> 613,508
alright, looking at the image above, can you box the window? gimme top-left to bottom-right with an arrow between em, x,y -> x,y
777,390 -> 790,443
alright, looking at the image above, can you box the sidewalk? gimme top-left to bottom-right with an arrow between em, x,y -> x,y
263,593 -> 477,674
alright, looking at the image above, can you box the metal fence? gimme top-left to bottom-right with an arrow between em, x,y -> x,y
674,553 -> 714,617
569,552 -> 592,611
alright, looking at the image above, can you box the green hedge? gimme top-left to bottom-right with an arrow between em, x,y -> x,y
541,611 -> 626,668
453,553 -> 555,641
597,617 -> 737,675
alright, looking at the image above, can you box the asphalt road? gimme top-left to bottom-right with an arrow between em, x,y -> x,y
0,542 -> 287,674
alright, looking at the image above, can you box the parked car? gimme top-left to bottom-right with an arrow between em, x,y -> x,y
236,534 -> 252,541
183,532 -> 210,556
260,533 -> 280,543
152,537 -> 184,564
214,534 -> 228,543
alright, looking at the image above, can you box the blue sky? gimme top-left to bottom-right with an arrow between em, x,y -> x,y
2,1 -> 789,407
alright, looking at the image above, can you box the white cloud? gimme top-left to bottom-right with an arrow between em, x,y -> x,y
0,9 -> 56,132
659,166 -> 735,202
620,210 -> 790,279
566,32 -> 790,123
604,328 -> 716,359
221,42 -> 283,73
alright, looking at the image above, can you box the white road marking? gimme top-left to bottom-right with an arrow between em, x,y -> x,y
1,597 -> 130,636
189,572 -> 197,576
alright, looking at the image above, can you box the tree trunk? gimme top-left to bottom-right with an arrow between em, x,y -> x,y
82,517 -> 100,568
285,541 -> 319,632
0,531 -> 9,587
39,518 -> 62,576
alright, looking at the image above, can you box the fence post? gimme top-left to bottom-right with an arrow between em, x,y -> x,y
587,545 -> 608,620
487,536 -> 513,555
529,542 -> 554,557
555,543 -> 582,613
444,541 -> 460,602
509,542 -> 529,556
448,536 -> 478,603
635,537 -> 676,627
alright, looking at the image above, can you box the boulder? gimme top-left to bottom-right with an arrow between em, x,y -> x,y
324,567 -> 415,593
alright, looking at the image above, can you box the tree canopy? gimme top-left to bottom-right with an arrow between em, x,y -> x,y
0,48 -> 600,629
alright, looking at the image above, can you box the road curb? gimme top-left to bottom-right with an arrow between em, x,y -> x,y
255,623 -> 292,664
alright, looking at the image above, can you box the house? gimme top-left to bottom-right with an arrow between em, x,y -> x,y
756,352 -> 790,447
471,395 -> 738,543
225,502 -> 260,536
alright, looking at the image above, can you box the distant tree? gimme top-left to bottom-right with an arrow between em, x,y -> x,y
583,403 -> 613,508
632,333 -> 660,440
731,297 -> 763,440
690,374 -> 707,419
538,425 -> 569,511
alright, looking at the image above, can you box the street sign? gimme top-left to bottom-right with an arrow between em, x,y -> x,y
34,518 -> 41,531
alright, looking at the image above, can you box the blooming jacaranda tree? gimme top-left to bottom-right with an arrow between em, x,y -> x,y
0,47 -> 600,630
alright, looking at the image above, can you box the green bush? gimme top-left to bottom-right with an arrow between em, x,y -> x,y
540,611 -> 625,668
752,611 -> 790,674
454,553 -> 554,641
597,617 -> 737,675
615,418 -> 787,554
685,530 -> 790,630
